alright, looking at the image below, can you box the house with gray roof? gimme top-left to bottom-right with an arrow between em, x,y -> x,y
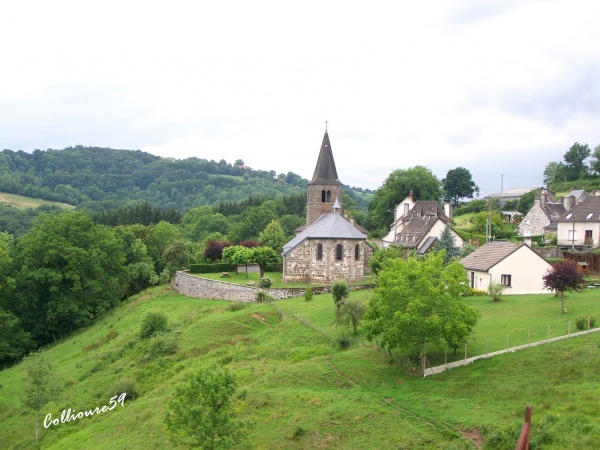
517,189 -> 565,237
460,241 -> 552,294
282,130 -> 372,284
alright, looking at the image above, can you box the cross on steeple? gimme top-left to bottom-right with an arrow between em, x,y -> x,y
325,120 -> 328,132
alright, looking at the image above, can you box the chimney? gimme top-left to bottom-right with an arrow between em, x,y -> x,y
540,190 -> 547,206
444,202 -> 452,219
563,195 -> 575,211
408,190 -> 414,202
524,237 -> 532,247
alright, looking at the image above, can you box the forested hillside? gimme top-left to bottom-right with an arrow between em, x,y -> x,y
0,146 -> 372,213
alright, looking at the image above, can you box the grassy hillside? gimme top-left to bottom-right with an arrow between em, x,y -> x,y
0,192 -> 75,210
1,286 -> 599,449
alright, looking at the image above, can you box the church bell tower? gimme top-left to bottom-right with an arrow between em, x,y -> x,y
305,129 -> 343,226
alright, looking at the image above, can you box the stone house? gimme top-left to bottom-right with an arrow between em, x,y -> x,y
517,189 -> 565,237
281,130 -> 372,284
460,241 -> 552,294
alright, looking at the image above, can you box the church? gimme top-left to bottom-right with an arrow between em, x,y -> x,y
281,129 -> 372,284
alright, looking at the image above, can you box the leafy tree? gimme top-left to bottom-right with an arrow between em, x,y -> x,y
442,167 -> 478,205
470,211 -> 506,238
369,245 -> 404,275
563,142 -> 591,181
590,144 -> 600,176
0,307 -> 33,364
516,190 -> 537,215
335,299 -> 366,334
543,260 -> 584,313
165,367 -> 250,449
258,220 -> 287,254
251,246 -> 281,279
277,214 -> 305,237
434,225 -> 462,265
10,212 -> 127,344
332,280 -> 350,309
363,252 -> 479,357
204,240 -> 231,263
222,246 -> 253,277
543,161 -> 567,186
367,166 -> 443,233
22,352 -> 57,443
163,240 -> 191,276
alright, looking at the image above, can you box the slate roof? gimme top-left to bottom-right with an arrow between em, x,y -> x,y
307,131 -> 343,186
556,196 -> 600,222
460,241 -> 524,271
394,201 -> 449,248
485,187 -> 538,199
282,213 -> 366,256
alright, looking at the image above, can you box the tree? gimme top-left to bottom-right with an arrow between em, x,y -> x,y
369,245 -> 404,275
22,352 -> 56,443
332,280 -> 350,309
251,246 -> 281,279
163,240 -> 191,276
10,212 -> 128,344
204,240 -> 231,263
335,299 -> 366,334
0,307 -> 33,364
543,260 -> 584,313
363,252 -> 479,357
543,161 -> 567,186
563,142 -> 591,181
442,167 -> 478,205
367,166 -> 443,233
222,246 -> 253,277
164,367 -> 250,449
258,220 -> 287,254
590,144 -> 600,176
434,225 -> 462,265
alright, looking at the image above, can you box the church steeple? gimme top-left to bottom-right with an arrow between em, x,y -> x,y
305,129 -> 344,226
308,131 -> 342,186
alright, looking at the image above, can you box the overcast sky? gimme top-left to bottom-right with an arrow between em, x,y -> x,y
2,1 -> 599,197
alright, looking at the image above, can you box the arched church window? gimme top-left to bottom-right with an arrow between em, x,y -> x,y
336,244 -> 343,260
326,190 -> 331,202
317,243 -> 323,260
355,244 -> 360,260
321,190 -> 326,202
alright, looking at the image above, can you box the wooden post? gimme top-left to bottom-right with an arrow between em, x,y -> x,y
421,354 -> 425,377
568,321 -> 570,336
506,335 -> 509,352
464,343 -> 467,361
444,344 -> 447,368
547,325 -> 550,341
588,316 -> 591,330
515,406 -> 532,450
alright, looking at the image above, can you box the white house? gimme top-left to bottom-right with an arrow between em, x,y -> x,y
460,241 -> 552,294
382,193 -> 463,252
556,196 -> 600,249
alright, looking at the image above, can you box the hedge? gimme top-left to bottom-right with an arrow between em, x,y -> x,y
189,263 -> 236,274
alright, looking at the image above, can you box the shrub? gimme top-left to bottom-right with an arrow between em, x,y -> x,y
256,291 -> 273,302
140,310 -> 169,339
108,377 -> 139,402
487,282 -> 505,301
227,302 -> 247,311
304,288 -> 313,302
259,276 -> 273,288
146,332 -> 178,358
468,288 -> 487,297
332,280 -> 349,309
575,315 -> 596,330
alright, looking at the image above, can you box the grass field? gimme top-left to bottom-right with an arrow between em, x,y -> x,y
1,285 -> 599,449
0,192 -> 75,210
197,270 -> 375,288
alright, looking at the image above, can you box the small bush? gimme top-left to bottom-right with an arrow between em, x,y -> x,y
304,288 -> 313,302
575,315 -> 596,330
259,276 -> 273,288
332,280 -> 350,308
227,302 -> 247,311
338,337 -> 351,350
468,288 -> 487,297
256,291 -> 273,302
140,310 -> 169,339
487,282 -> 505,302
146,332 -> 178,358
108,376 -> 139,401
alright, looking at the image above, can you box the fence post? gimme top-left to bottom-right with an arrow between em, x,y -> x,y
568,321 -> 570,336
444,344 -> 447,368
547,325 -> 550,341
588,316 -> 591,330
506,335 -> 509,352
464,344 -> 467,361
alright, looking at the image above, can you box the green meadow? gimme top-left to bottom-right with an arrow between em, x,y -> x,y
1,286 -> 599,449
0,192 -> 75,210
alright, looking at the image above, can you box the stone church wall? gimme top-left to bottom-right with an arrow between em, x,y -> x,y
283,238 -> 372,284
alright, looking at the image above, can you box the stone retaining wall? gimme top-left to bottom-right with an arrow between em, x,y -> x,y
172,270 -> 375,302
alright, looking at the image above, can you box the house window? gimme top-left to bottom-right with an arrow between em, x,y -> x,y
317,243 -> 323,260
403,203 -> 410,216
568,230 -> 577,241
354,244 -> 360,260
336,244 -> 343,260
585,230 -> 592,238
501,274 -> 512,287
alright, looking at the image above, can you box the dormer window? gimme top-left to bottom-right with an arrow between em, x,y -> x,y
586,213 -> 593,219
